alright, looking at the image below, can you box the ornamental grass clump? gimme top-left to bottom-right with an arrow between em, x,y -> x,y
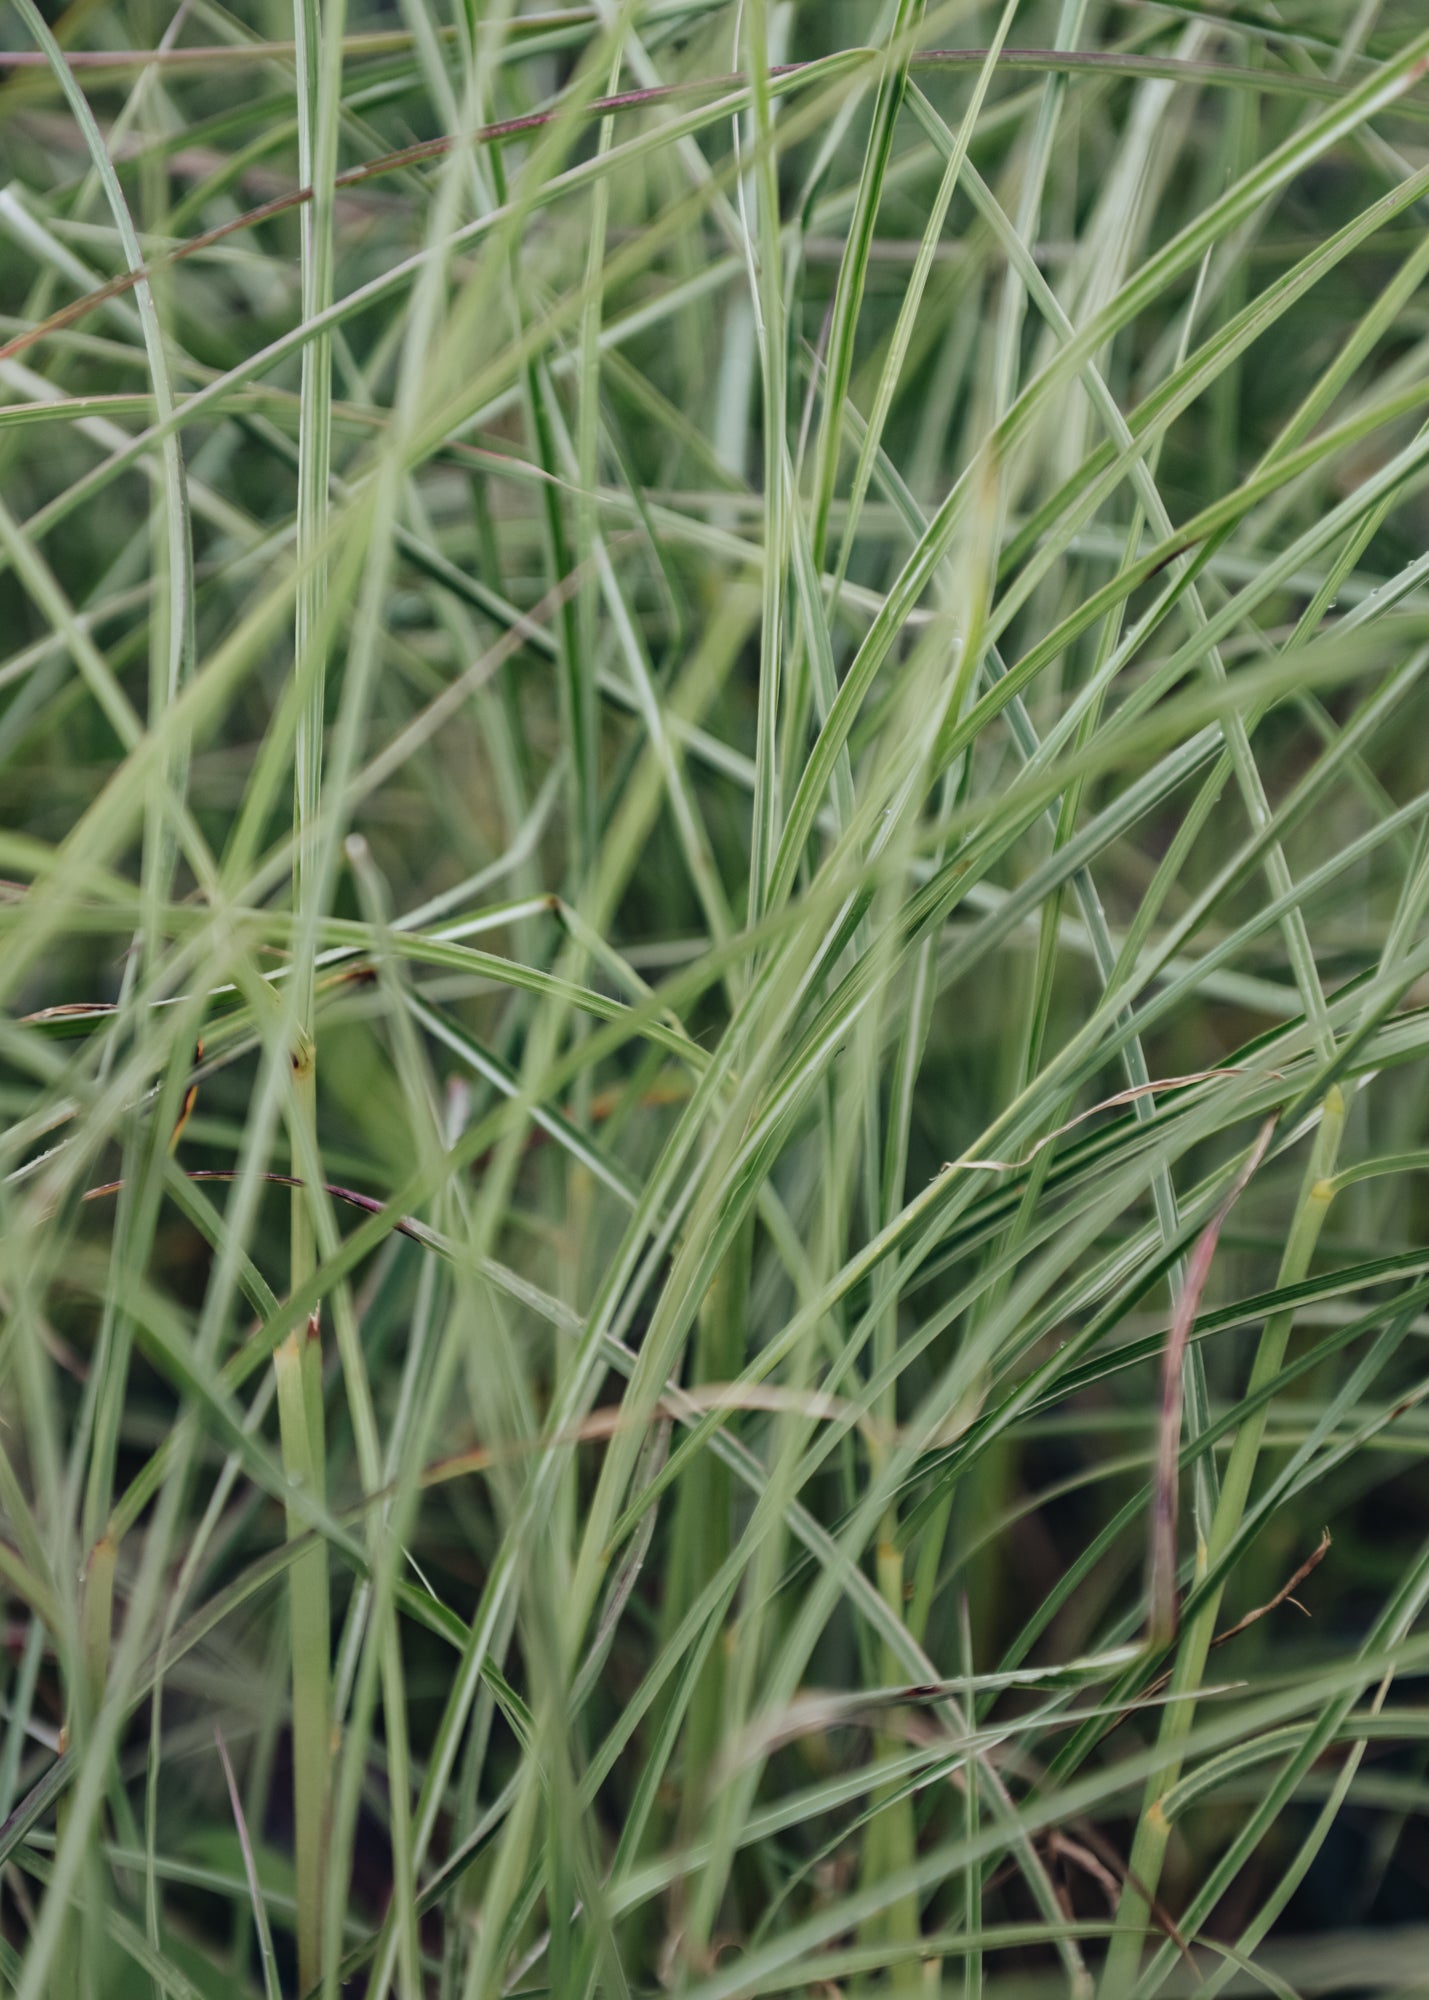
3,4 -> 1429,1995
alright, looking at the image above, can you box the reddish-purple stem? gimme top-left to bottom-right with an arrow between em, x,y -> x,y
1149,1117 -> 1277,1648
